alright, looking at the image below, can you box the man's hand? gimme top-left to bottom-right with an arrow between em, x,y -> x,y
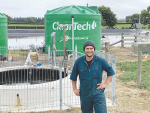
97,83 -> 107,89
73,89 -> 80,96
97,76 -> 113,89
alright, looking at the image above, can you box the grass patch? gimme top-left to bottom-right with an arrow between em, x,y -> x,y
8,24 -> 44,26
8,24 -> 44,30
8,29 -> 44,30
102,24 -> 149,29
11,50 -> 29,56
117,60 -> 150,90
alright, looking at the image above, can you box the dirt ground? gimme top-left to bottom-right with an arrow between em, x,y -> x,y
63,47 -> 150,113
107,47 -> 150,113
4,47 -> 150,113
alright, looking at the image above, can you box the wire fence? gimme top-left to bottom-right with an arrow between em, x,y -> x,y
106,46 -> 150,113
0,45 -> 116,112
114,47 -> 150,90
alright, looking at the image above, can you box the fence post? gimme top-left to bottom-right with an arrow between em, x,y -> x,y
53,50 -> 56,66
111,58 -> 116,105
59,62 -> 62,111
121,33 -> 124,47
135,29 -> 138,42
105,42 -> 110,53
8,46 -> 12,67
137,51 -> 142,86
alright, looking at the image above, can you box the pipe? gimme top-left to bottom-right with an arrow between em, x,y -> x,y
72,15 -> 75,62
51,32 -> 56,66
72,15 -> 74,52
24,50 -> 31,66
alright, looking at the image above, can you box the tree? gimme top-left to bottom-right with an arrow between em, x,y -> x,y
141,10 -> 150,25
125,14 -> 140,23
41,17 -> 44,24
147,6 -> 150,13
130,14 -> 140,23
99,6 -> 117,28
117,19 -> 126,23
3,13 -> 13,24
126,6 -> 150,25
24,17 -> 35,23
13,17 -> 25,22
140,6 -> 150,25
126,16 -> 132,23
101,16 -> 106,26
12,17 -> 44,24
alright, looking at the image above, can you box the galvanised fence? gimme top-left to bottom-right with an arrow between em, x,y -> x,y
107,46 -> 150,113
0,45 -> 116,112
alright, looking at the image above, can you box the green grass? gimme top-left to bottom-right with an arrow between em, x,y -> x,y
11,50 -> 28,56
102,24 -> 149,29
8,24 -> 44,30
117,60 -> 150,90
8,24 -> 44,26
8,29 -> 44,30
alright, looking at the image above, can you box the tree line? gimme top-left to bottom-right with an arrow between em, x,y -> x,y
126,6 -> 150,25
3,14 -> 44,24
3,5 -> 150,29
3,5 -> 118,29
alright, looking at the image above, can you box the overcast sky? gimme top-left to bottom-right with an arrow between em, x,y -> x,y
0,0 -> 150,19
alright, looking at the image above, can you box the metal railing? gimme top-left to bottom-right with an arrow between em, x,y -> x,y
95,50 -> 116,105
0,45 -> 116,112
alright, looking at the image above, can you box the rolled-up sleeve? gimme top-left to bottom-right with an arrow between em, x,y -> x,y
70,60 -> 79,81
102,59 -> 115,76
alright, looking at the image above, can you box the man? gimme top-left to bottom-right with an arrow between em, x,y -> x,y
70,41 -> 115,113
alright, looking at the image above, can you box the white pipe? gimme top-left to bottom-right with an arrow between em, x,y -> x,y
53,50 -> 56,66
68,54 -> 73,61
72,17 -> 74,52
72,16 -> 75,63
51,32 -> 56,66
24,50 -> 31,66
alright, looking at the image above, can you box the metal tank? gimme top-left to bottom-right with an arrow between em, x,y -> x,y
0,13 -> 8,56
44,5 -> 101,54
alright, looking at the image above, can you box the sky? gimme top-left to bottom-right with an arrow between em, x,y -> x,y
0,0 -> 150,19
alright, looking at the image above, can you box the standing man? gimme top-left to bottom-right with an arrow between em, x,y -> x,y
70,41 -> 115,113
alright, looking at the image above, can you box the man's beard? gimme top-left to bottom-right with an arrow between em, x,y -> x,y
86,53 -> 93,57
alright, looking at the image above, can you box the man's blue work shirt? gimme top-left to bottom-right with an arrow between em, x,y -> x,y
70,55 -> 115,96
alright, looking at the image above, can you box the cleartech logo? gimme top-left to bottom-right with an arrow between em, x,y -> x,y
52,20 -> 97,31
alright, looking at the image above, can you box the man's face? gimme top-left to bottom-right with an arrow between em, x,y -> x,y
84,46 -> 95,57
